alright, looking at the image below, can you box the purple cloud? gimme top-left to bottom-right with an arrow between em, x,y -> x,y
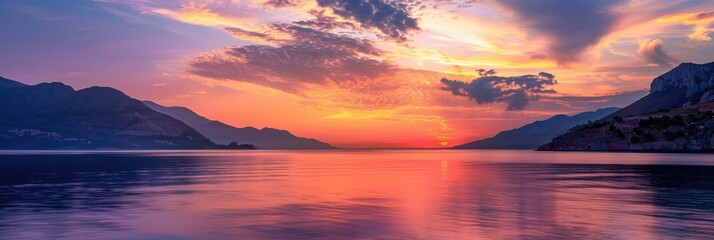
440,69 -> 558,110
316,0 -> 420,41
189,24 -> 393,93
495,0 -> 627,64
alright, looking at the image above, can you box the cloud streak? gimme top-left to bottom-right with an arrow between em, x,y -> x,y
657,11 -> 714,41
264,0 -> 300,8
440,69 -> 557,110
224,27 -> 274,43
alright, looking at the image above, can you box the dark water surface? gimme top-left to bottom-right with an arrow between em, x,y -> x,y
0,150 -> 713,239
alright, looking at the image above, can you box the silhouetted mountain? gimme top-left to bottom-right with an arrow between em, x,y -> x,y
0,77 -> 216,149
0,76 -> 25,88
540,62 -> 714,152
454,107 -> 620,149
143,101 -> 335,149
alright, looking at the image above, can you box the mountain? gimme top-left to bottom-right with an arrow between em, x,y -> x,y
453,107 -> 620,149
143,101 -> 335,149
539,62 -> 714,152
605,62 -> 714,119
0,76 -> 218,149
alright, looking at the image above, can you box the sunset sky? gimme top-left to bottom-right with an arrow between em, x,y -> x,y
1,0 -> 714,148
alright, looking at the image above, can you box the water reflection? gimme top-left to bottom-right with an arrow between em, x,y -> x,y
0,150 -> 713,239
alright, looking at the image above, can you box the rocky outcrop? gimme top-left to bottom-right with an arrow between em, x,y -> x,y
649,62 -> 714,105
538,102 -> 714,152
539,61 -> 714,152
603,62 -> 714,121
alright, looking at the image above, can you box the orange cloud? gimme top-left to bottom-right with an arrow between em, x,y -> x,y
657,11 -> 714,41
151,2 -> 259,29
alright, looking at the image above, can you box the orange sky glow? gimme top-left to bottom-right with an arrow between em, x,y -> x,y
2,0 -> 714,148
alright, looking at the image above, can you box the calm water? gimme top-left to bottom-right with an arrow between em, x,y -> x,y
0,150 -> 713,239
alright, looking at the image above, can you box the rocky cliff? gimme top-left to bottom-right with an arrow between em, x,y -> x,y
650,62 -> 714,103
539,62 -> 714,152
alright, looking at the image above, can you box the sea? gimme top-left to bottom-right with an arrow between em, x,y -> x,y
0,150 -> 713,239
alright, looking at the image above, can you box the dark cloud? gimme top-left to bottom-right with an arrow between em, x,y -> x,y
495,0 -> 626,64
190,24 -> 393,93
316,0 -> 420,41
637,39 -> 677,67
476,68 -> 496,76
440,69 -> 557,110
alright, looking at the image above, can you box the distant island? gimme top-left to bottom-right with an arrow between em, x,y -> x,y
539,62 -> 714,152
0,76 -> 328,150
453,107 -> 620,149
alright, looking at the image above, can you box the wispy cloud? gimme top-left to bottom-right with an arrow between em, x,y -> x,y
637,38 -> 677,67
657,11 -> 714,41
264,0 -> 301,8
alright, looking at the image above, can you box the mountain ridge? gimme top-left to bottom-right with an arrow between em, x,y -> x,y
0,77 -> 219,149
143,101 -> 335,149
454,107 -> 620,149
603,62 -> 714,120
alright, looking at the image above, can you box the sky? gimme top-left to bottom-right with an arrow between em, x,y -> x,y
1,0 -> 714,148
